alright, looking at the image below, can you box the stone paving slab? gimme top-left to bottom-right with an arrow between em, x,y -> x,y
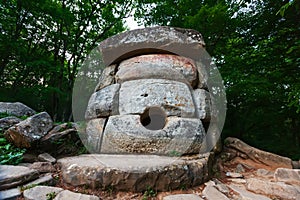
0,165 -> 39,190
58,154 -> 212,192
23,186 -> 63,200
0,188 -> 21,200
53,190 -> 99,200
163,194 -> 203,200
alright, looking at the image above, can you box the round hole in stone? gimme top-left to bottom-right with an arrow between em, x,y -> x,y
140,107 -> 166,130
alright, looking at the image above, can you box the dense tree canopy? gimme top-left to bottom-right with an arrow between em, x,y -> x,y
136,0 -> 300,159
0,0 -> 134,121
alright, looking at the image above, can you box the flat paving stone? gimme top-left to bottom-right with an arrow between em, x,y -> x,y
58,154 -> 212,192
23,186 -> 63,200
202,184 -> 230,200
163,194 -> 203,200
229,184 -> 271,200
53,190 -> 99,200
23,173 -> 55,187
274,168 -> 300,185
0,188 -> 21,200
0,165 -> 39,190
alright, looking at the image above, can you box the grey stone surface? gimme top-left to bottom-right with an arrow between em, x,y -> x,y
0,188 -> 21,200
23,186 -> 63,200
119,79 -> 195,117
0,116 -> 21,130
235,164 -> 245,173
23,173 -> 55,187
38,153 -> 56,164
292,160 -> 300,169
0,165 -> 39,190
101,115 -> 205,154
274,168 -> 300,185
193,89 -> 211,120
99,26 -> 205,66
29,162 -> 56,173
229,184 -> 271,200
246,178 -> 300,200
163,194 -> 203,200
202,184 -> 230,200
85,118 -> 106,153
256,169 -> 274,178
94,64 -> 117,91
196,61 -> 209,89
0,102 -> 36,117
53,190 -> 99,200
4,112 -> 53,148
116,54 -> 198,86
226,172 -> 243,178
85,84 -> 120,119
212,179 -> 229,194
58,154 -> 211,192
225,137 -> 293,169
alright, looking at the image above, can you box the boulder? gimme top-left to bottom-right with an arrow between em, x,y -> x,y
85,84 -> 120,119
0,116 -> 21,130
23,173 -> 55,187
4,112 -> 53,148
224,137 -> 293,169
0,102 -> 36,117
94,64 -> 117,91
38,153 -> 56,164
29,162 -> 56,173
246,178 -> 300,200
256,169 -> 274,178
274,168 -> 300,185
116,54 -> 198,86
23,186 -> 63,200
119,79 -> 195,117
0,165 -> 39,190
101,115 -> 205,154
53,190 -> 99,200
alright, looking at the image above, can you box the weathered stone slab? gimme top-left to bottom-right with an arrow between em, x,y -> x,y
85,118 -> 106,153
229,184 -> 271,200
58,154 -> 211,192
4,112 -> 53,148
101,115 -> 205,154
38,153 -> 56,164
225,172 -> 243,178
53,190 -> 99,200
99,26 -> 205,66
202,184 -> 230,200
94,65 -> 117,91
163,194 -> 203,200
0,102 -> 36,117
0,116 -> 21,130
256,169 -> 274,178
246,178 -> 300,200
0,165 -> 39,190
193,89 -> 211,120
225,137 -> 293,169
274,168 -> 300,185
85,84 -> 120,119
23,173 -> 55,187
29,162 -> 56,173
119,79 -> 195,117
0,188 -> 21,200
23,186 -> 63,200
116,54 -> 198,86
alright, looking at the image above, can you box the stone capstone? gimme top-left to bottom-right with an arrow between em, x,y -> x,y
116,54 -> 198,86
85,84 -> 120,119
119,79 -> 195,117
101,115 -> 205,154
0,165 -> 39,190
4,112 -> 53,148
23,186 -> 63,200
0,102 -> 36,117
58,154 -> 212,192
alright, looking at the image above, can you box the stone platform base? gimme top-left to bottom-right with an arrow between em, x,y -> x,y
57,153 -> 213,192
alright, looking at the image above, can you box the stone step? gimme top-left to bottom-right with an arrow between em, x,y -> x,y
58,153 -> 213,192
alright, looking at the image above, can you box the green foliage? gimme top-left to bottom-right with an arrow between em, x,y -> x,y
142,186 -> 157,200
46,192 -> 57,200
0,130 -> 26,165
20,184 -> 39,192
